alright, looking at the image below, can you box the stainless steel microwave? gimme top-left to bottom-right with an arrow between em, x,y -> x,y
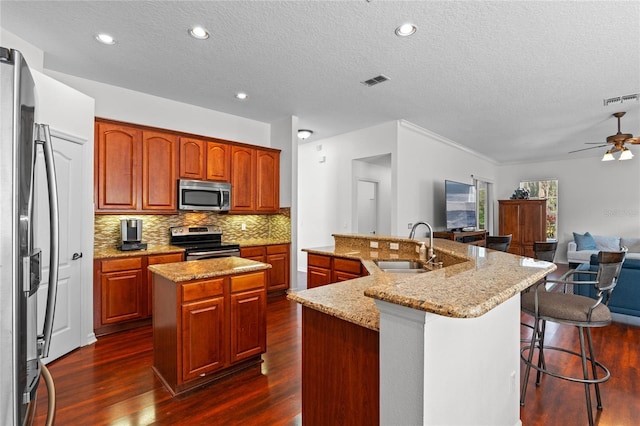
178,179 -> 231,212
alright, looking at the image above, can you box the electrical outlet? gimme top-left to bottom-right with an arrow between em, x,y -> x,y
241,223 -> 246,231
390,243 -> 399,250
370,241 -> 379,248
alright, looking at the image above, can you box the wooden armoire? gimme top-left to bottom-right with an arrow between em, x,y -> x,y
498,199 -> 546,258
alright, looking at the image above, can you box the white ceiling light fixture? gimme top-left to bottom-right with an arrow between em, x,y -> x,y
619,147 -> 634,161
189,26 -> 209,40
395,23 -> 417,37
298,129 -> 313,140
601,150 -> 615,161
95,33 -> 116,45
235,92 -> 248,100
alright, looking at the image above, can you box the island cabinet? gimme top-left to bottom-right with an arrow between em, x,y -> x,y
179,137 -> 231,182
94,252 -> 184,336
152,269 -> 267,396
240,244 -> 290,294
498,199 -> 546,257
95,119 -> 178,214
230,146 -> 280,214
307,253 -> 367,288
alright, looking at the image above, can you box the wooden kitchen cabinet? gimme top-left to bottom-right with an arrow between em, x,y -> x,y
255,149 -> 279,212
230,146 -> 256,212
142,131 -> 178,211
146,253 -> 184,316
207,141 -> 231,182
181,278 -> 227,382
95,257 -> 145,331
179,137 -> 206,180
95,122 -> 140,211
95,119 -> 178,214
498,199 -> 546,257
307,253 -> 366,288
152,270 -> 267,395
230,272 -> 267,363
240,244 -> 290,294
179,138 -> 231,182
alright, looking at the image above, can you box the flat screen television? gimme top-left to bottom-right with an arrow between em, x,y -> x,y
445,180 -> 477,231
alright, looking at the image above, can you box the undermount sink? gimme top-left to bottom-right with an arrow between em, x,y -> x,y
374,260 -> 429,274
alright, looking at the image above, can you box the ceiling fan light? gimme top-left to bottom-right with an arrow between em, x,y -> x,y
619,148 -> 634,161
601,151 -> 615,161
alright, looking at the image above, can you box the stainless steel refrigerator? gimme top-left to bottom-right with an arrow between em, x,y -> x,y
1,47 -> 60,425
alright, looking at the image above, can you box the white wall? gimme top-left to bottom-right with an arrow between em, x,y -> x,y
298,121 -> 398,270
45,70 -> 271,147
497,156 -> 640,263
396,121 -> 497,237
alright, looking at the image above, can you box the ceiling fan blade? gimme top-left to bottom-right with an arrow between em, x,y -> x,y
568,145 -> 607,154
627,137 -> 639,144
584,142 -> 607,145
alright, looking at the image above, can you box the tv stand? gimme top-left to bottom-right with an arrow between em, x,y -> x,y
433,230 -> 487,246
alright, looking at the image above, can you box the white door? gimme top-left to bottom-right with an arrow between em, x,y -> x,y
32,70 -> 94,363
34,135 -> 83,362
357,180 -> 378,235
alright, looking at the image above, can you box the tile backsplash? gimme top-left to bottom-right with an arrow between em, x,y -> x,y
95,208 -> 291,250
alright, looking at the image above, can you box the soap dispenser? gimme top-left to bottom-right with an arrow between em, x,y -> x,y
419,242 -> 427,261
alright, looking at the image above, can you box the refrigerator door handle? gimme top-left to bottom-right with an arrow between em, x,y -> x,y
35,124 -> 59,359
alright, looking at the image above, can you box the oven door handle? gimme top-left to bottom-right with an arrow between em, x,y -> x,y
188,249 -> 240,257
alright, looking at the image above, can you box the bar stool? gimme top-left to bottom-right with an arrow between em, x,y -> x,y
520,250 -> 625,426
486,234 -> 512,252
533,241 -> 557,262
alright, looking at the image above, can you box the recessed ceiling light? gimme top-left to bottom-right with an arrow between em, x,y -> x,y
95,33 -> 116,45
298,129 -> 313,140
235,92 -> 248,100
189,26 -> 209,40
395,23 -> 417,37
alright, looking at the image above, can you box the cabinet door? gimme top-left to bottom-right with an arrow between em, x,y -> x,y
266,246 -> 289,292
142,131 -> 178,211
179,137 -> 206,180
95,122 -> 140,211
100,269 -> 144,325
499,202 -> 522,255
206,141 -> 230,182
230,146 -> 256,212
255,149 -> 279,213
333,271 -> 361,283
240,246 -> 266,263
230,289 -> 266,363
308,266 -> 332,288
181,296 -> 227,381
147,253 -> 183,316
519,201 -> 546,258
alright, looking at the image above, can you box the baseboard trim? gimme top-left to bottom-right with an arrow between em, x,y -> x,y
612,312 -> 640,327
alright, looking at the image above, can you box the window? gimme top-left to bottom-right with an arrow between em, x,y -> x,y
519,179 -> 558,240
472,177 -> 493,235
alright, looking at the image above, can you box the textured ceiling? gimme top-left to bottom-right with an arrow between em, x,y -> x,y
2,1 -> 639,163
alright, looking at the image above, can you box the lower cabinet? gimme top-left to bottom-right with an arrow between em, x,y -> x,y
153,270 -> 267,396
94,252 -> 183,336
307,253 -> 366,288
240,243 -> 290,294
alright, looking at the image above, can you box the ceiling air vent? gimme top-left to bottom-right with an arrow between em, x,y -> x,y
361,74 -> 390,87
603,92 -> 639,106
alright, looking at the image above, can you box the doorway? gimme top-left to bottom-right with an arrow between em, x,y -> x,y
357,180 -> 378,235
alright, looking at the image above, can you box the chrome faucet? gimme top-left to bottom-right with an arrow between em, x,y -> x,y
409,221 -> 435,260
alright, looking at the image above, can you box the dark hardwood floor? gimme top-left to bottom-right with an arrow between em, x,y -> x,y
36,268 -> 640,425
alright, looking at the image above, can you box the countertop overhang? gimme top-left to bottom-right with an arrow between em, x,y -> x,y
148,256 -> 271,282
288,236 -> 556,331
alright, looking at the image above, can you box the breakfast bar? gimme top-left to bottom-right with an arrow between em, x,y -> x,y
288,234 -> 556,425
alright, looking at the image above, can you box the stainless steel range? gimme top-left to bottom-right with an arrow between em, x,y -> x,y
170,225 -> 240,261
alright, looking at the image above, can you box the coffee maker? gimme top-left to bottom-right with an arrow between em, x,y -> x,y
120,218 -> 147,251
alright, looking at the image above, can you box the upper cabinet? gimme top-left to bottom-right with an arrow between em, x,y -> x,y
95,118 -> 279,215
230,146 -> 280,214
179,138 -> 231,183
95,120 -> 178,214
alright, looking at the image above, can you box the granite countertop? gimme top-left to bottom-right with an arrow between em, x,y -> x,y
231,238 -> 291,247
148,257 -> 271,282
288,237 -> 556,331
94,244 -> 185,259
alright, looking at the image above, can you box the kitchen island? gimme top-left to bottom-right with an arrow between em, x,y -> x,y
288,234 -> 555,425
149,256 -> 271,396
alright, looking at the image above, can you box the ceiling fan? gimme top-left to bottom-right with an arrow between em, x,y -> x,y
569,111 -> 639,161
